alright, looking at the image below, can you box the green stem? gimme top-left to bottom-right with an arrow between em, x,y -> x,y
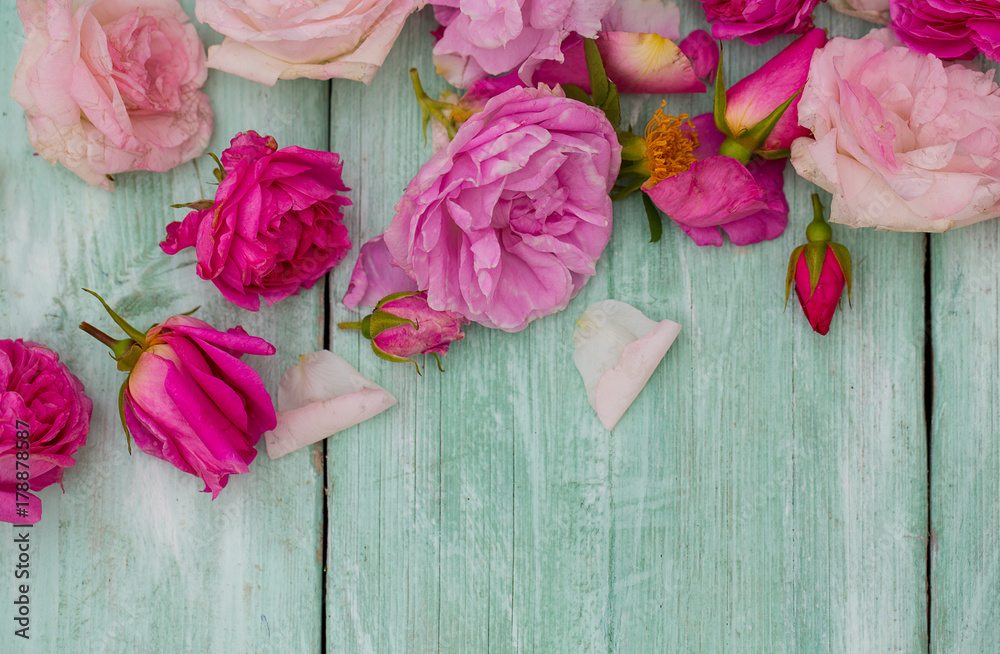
410,68 -> 458,140
338,321 -> 363,330
79,322 -> 117,348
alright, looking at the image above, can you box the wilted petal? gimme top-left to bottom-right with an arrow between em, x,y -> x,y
264,351 -> 396,459
573,300 -> 681,431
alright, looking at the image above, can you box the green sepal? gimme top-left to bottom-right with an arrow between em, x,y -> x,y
371,341 -> 421,376
584,38 -> 610,107
117,378 -> 133,455
179,306 -> 200,317
641,192 -> 663,243
409,68 -> 457,143
431,352 -> 445,373
375,291 -> 420,309
115,343 -> 143,372
617,130 -> 646,161
735,88 -> 801,153
756,148 -> 792,160
713,49 -> 733,139
369,311 -> 418,337
83,289 -> 147,347
719,137 -> 751,165
785,244 -> 806,308
562,84 -> 593,105
829,242 -> 853,306
209,153 -> 225,182
804,241 -> 828,296
170,200 -> 214,211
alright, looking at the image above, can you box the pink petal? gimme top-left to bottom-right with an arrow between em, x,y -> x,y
679,30 -> 719,80
342,235 -> 419,310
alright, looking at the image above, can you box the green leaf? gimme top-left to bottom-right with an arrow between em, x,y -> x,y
599,80 -> 621,128
713,49 -> 733,138
611,176 -> 647,202
756,148 -> 792,160
804,242 -> 828,296
785,244 -> 806,308
117,379 -> 133,455
641,192 -> 663,243
209,152 -> 224,182
829,242 -> 853,306
82,289 -> 147,347
584,38 -> 610,106
738,88 -> 801,152
562,84 -> 593,105
170,200 -> 214,211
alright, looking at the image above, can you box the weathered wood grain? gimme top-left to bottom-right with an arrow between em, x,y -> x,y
931,218 -> 1000,654
0,4 -> 324,652
325,5 -> 928,653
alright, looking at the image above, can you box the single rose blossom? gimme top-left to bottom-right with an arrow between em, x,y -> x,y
196,0 -> 424,85
11,0 -> 213,190
0,340 -> 92,524
80,294 -> 277,498
700,0 -> 822,45
791,29 -> 1000,231
786,195 -> 853,335
161,131 -> 352,311
384,85 -> 622,331
635,29 -> 826,246
829,0 -> 890,24
890,0 -> 1000,62
339,292 -> 468,372
431,0 -> 615,88
264,351 -> 396,459
573,300 -> 681,431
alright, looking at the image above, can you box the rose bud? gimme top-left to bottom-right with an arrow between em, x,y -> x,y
79,290 -> 276,497
338,292 -> 467,374
785,195 -> 853,335
0,339 -> 93,524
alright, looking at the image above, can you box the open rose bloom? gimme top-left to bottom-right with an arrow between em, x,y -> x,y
384,85 -> 621,332
0,340 -> 92,524
12,0 -> 212,189
700,0 -> 822,45
198,0 -> 424,85
792,29 -> 1000,231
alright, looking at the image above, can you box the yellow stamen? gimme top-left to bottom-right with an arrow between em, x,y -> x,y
644,101 -> 698,186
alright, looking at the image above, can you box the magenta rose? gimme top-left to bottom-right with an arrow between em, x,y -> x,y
0,340 -> 92,524
890,0 -> 1000,62
11,0 -> 212,190
431,0 -> 615,88
384,85 -> 621,332
700,0 -> 822,45
161,131 -> 352,311
81,298 -> 277,497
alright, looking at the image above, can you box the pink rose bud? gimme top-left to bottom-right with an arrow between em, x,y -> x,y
339,292 -> 468,374
0,339 -> 93,524
79,291 -> 276,497
785,195 -> 853,335
161,131 -> 352,311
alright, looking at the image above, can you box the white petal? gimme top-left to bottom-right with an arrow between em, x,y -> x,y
265,351 -> 396,459
573,300 -> 681,430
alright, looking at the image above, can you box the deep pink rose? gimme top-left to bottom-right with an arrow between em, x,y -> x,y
0,340 -> 92,524
700,0 -> 823,45
196,0 -> 423,85
431,0 -> 615,88
792,29 -> 1000,231
161,131 -> 352,311
890,0 -> 1000,62
384,85 -> 621,332
123,315 -> 277,497
11,0 -> 212,190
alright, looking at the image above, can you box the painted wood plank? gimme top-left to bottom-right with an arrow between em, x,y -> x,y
930,218 -> 1000,652
325,4 -> 928,653
0,4 -> 324,651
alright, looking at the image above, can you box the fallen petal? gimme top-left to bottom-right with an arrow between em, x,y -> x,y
264,351 -> 396,459
342,235 -> 419,310
573,300 -> 681,430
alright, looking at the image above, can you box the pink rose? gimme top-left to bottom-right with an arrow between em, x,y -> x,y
384,85 -> 621,332
81,298 -> 277,498
431,0 -> 615,88
890,0 -> 1000,62
829,0 -> 890,24
791,29 -> 1000,231
197,0 -> 424,85
0,340 -> 92,524
11,0 -> 212,190
699,0 -> 822,45
161,131 -> 352,311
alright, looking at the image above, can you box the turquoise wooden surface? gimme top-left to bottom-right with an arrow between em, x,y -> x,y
0,1 -> 992,652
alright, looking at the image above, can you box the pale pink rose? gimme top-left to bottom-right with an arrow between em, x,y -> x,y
197,0 -> 424,85
11,0 -> 212,190
431,0 -> 615,88
792,29 -> 1000,231
828,0 -> 890,24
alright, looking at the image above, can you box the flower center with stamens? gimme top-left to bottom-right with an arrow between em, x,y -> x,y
644,102 -> 698,186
